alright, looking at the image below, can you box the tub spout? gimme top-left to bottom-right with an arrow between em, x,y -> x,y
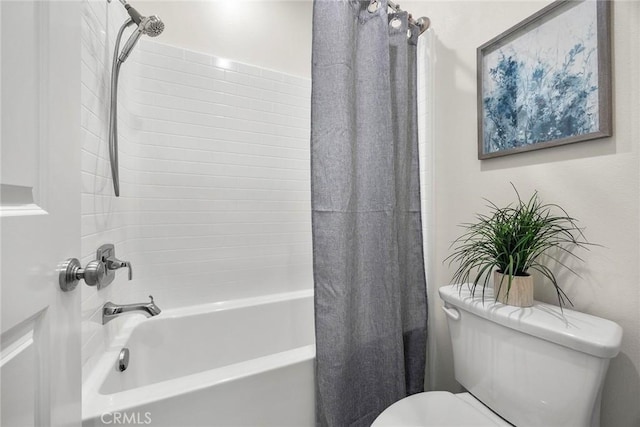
103,295 -> 161,325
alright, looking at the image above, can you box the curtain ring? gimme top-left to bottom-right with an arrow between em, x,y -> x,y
368,0 -> 380,13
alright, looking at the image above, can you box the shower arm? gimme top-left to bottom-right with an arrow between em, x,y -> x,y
108,18 -> 136,197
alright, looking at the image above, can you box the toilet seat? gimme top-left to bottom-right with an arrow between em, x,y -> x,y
372,391 -> 512,427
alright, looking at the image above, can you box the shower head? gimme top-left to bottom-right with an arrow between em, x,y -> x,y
122,2 -> 164,37
141,15 -> 165,37
123,3 -> 164,37
118,14 -> 165,63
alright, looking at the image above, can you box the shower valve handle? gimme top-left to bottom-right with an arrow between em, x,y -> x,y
107,258 -> 133,280
58,243 -> 132,292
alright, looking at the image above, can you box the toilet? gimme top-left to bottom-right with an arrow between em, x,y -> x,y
373,285 -> 623,427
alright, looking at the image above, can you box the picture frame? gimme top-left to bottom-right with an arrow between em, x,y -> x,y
477,0 -> 611,160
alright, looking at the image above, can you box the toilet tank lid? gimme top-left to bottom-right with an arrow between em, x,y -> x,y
439,285 -> 623,359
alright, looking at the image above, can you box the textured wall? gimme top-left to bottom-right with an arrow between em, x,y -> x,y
80,0 -> 312,374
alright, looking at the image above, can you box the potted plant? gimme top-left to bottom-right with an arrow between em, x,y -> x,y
446,186 -> 592,308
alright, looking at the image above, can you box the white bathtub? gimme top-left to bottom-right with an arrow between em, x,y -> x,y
82,290 -> 315,426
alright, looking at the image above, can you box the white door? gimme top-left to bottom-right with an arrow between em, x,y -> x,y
1,0 -> 82,426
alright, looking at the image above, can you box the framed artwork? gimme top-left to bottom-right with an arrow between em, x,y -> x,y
477,0 -> 611,160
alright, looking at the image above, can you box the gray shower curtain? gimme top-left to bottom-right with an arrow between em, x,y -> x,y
311,0 -> 428,425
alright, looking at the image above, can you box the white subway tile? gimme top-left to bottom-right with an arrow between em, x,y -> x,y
261,68 -> 286,82
237,62 -> 262,77
184,49 -> 212,66
81,6 -> 312,373
211,56 -> 238,71
139,39 -> 185,60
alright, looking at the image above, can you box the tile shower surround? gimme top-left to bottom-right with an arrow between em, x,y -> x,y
81,0 -> 312,369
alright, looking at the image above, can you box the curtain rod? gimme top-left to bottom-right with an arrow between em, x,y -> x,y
387,0 -> 431,34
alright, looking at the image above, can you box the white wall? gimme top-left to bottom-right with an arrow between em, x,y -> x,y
135,0 -> 313,78
405,1 -> 640,426
80,0 -> 312,375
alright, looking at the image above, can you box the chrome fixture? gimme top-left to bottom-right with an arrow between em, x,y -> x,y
109,0 -> 164,196
387,0 -> 430,33
58,243 -> 132,291
369,0 -> 430,34
98,243 -> 133,285
118,348 -> 130,372
103,295 -> 161,325
413,17 -> 431,34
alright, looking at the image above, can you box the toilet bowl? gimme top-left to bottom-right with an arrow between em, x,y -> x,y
373,391 -> 511,426
373,285 -> 623,427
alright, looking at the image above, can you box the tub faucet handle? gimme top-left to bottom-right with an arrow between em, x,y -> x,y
95,244 -> 132,287
107,258 -> 133,280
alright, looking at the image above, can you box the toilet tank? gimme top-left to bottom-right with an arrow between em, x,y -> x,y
439,285 -> 622,427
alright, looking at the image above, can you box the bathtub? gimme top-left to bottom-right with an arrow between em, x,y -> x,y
82,290 -> 315,426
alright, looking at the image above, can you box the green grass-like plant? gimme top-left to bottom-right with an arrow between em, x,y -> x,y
445,186 -> 592,307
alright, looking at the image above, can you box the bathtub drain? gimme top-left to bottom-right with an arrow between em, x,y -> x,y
118,347 -> 130,372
